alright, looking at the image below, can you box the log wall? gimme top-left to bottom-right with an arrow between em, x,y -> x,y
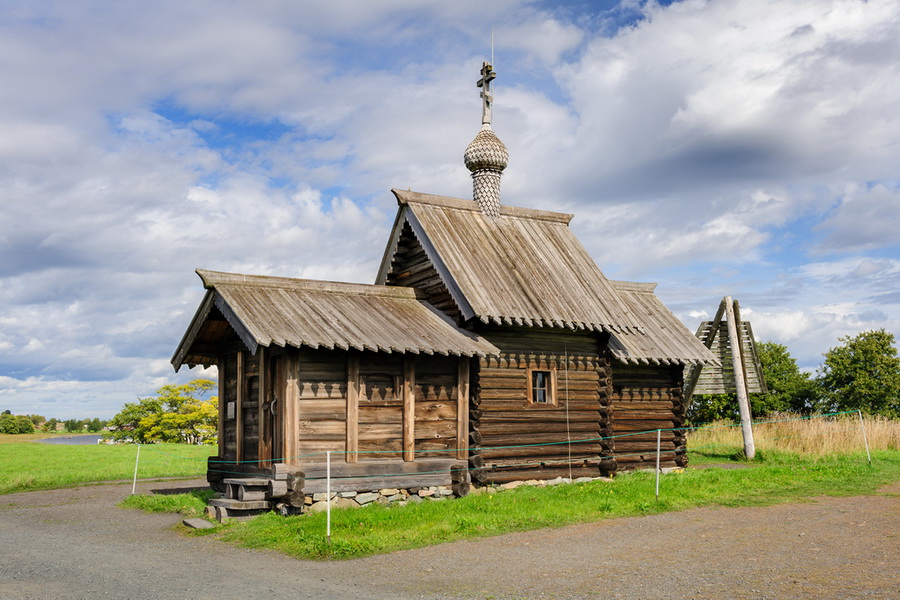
609,363 -> 687,470
385,221 -> 461,321
470,328 -> 614,484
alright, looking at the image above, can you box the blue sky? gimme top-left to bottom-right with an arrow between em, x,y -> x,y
2,0 -> 899,418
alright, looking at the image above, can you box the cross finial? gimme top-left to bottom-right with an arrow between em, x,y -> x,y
477,61 -> 496,126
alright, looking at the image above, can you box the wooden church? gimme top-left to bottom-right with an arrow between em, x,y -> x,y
172,63 -> 716,512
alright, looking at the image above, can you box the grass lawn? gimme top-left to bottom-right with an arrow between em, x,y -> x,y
127,448 -> 899,560
0,439 -> 212,495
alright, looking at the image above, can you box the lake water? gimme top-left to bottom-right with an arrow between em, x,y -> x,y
38,434 -> 103,445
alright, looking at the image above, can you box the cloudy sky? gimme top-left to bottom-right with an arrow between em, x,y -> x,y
2,0 -> 899,419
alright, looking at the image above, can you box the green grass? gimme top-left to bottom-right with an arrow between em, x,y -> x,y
0,441 -> 212,495
203,450 -> 898,560
120,488 -> 217,518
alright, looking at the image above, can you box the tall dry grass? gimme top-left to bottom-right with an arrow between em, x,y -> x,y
688,413 -> 900,457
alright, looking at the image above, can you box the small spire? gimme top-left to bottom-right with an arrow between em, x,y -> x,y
465,61 -> 508,218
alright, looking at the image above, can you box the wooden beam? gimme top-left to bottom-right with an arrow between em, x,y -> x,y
283,353 -> 301,467
217,356 -> 225,462
235,351 -> 244,463
256,347 -> 268,466
457,358 -> 470,460
346,354 -> 360,464
403,356 -> 415,462
725,296 -> 755,459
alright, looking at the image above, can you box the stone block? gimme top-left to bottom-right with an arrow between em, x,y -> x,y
355,492 -> 380,505
183,518 -> 215,530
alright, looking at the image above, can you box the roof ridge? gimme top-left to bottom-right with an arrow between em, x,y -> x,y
391,189 -> 573,225
196,269 -> 425,299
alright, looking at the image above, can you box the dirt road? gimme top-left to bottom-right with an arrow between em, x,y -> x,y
0,479 -> 897,599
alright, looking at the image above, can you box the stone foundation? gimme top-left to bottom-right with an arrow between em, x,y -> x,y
304,485 -> 455,513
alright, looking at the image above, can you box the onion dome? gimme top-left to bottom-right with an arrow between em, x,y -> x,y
466,62 -> 508,218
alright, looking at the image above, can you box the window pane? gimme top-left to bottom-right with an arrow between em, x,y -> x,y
531,370 -> 551,404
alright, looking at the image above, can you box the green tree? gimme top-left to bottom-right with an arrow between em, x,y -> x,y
43,418 -> 59,432
64,419 -> 84,433
106,379 -> 217,444
86,417 -> 104,432
28,414 -> 45,426
752,342 -> 821,414
818,329 -> 900,417
0,414 -> 20,433
0,414 -> 36,434
16,416 -> 35,434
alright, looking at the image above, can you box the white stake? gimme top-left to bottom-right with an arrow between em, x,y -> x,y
326,450 -> 332,546
655,429 -> 661,501
131,444 -> 141,495
857,410 -> 871,466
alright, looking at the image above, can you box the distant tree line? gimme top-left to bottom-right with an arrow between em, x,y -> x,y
0,412 -> 107,435
689,329 -> 900,423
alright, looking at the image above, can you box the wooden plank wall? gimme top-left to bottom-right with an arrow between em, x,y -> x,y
295,348 -> 348,461
470,328 -> 612,484
414,355 -> 460,457
357,354 -> 404,460
609,363 -> 687,470
289,349 -> 464,464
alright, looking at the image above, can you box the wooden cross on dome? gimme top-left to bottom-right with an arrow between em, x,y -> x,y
477,61 -> 496,125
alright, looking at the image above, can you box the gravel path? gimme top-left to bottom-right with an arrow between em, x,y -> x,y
0,478 -> 897,599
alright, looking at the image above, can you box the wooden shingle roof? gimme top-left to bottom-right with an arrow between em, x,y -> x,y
377,189 -> 642,334
172,269 -> 499,370
608,281 -> 719,367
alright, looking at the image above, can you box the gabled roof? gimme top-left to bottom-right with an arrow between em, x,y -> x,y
172,269 -> 499,370
376,189 -> 642,334
607,281 -> 719,367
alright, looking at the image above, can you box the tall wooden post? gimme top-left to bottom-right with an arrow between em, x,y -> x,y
346,354 -> 360,464
402,356 -> 415,462
724,296 -> 755,459
457,358 -> 470,460
283,354 -> 300,466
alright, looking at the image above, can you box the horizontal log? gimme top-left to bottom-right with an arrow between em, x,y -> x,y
478,421 -> 600,436
612,440 -> 678,452
612,400 -> 675,410
609,431 -> 678,443
479,410 -> 600,423
479,367 -> 599,381
612,409 -> 677,420
478,397 -> 600,409
614,451 -> 677,463
612,419 -> 676,430
479,432 -> 602,447
478,444 -> 601,461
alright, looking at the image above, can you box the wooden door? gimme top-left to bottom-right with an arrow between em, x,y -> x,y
258,355 -> 281,465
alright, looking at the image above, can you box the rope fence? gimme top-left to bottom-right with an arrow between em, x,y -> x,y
132,409 -> 881,486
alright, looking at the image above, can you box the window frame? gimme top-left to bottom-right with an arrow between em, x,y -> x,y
526,367 -> 558,406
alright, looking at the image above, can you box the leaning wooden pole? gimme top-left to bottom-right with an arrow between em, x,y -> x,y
724,297 -> 755,459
